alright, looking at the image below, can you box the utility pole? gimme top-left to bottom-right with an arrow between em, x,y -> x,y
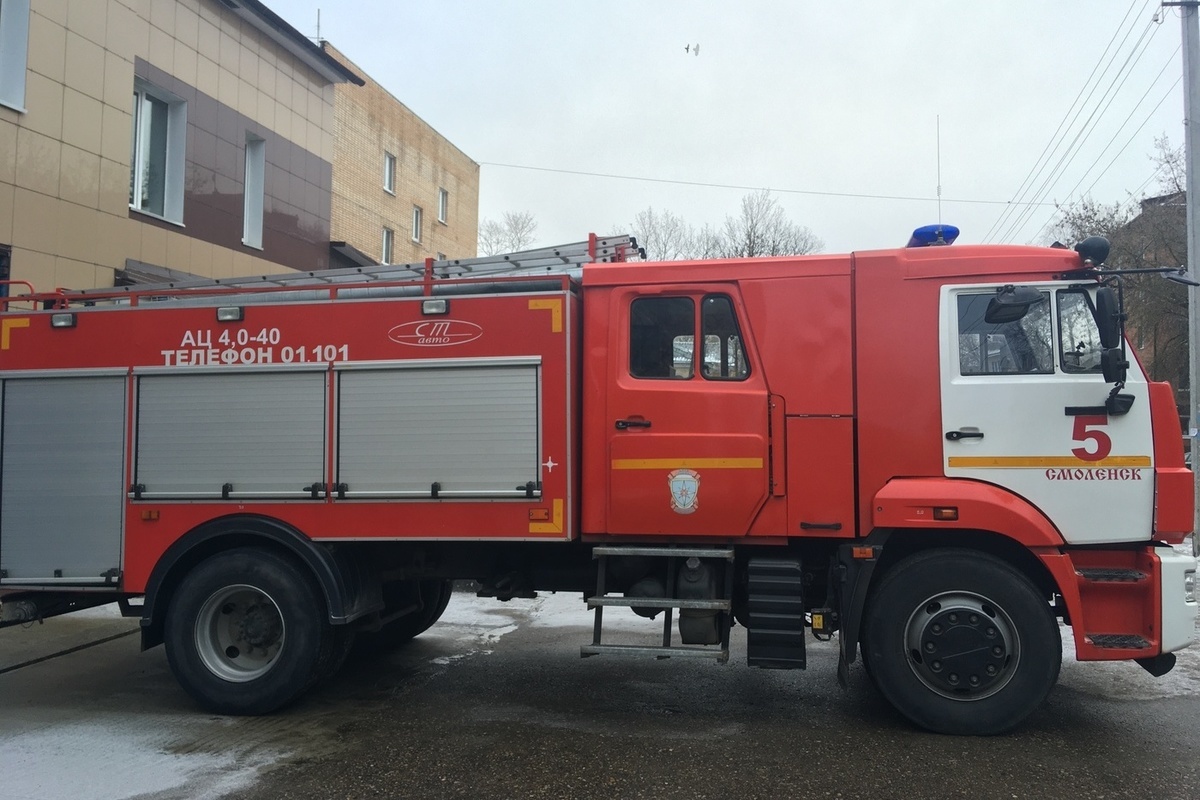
1166,0 -> 1200,557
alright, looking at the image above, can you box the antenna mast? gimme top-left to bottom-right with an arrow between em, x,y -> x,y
936,115 -> 943,226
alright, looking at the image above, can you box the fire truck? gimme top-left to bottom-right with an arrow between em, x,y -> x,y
0,230 -> 1194,735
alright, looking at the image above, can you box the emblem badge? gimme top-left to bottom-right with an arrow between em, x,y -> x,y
667,469 -> 700,515
388,320 -> 483,347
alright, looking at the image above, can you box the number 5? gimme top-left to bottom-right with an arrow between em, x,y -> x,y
1071,415 -> 1111,462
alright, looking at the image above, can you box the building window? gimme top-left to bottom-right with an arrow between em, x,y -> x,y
438,188 -> 448,223
412,206 -> 422,243
381,227 -> 394,264
0,0 -> 30,112
243,133 -> 265,249
0,244 -> 11,299
130,80 -> 187,223
436,252 -> 446,261
383,152 -> 396,194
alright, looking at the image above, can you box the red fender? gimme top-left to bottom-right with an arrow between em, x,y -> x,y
872,477 -> 1064,547
871,478 -> 1149,660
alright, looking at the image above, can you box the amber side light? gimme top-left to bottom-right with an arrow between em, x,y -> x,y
933,507 -> 959,521
528,509 -> 550,522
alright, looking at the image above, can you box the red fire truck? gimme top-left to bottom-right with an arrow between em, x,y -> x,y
0,231 -> 1194,735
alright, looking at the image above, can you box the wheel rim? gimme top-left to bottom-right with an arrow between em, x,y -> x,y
194,584 -> 285,683
903,591 -> 1020,701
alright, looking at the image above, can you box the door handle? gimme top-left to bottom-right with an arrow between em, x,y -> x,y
615,419 -> 652,430
945,430 -> 984,441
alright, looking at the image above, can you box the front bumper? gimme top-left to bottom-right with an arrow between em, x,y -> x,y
1160,547 -> 1198,654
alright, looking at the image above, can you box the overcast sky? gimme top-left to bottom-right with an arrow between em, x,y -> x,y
267,1 -> 1186,254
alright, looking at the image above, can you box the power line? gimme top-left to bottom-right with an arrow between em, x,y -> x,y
1028,72 -> 1182,243
1076,49 -> 1180,197
993,9 -> 1163,243
999,16 -> 1163,242
983,0 -> 1151,243
478,160 -> 1057,208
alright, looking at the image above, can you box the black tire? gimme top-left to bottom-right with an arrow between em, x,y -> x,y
859,643 -> 874,680
356,579 -> 453,654
165,547 -> 331,715
311,625 -> 356,687
862,549 -> 1061,735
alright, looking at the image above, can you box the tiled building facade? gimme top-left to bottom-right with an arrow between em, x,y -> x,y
322,43 -> 479,268
0,0 -> 359,293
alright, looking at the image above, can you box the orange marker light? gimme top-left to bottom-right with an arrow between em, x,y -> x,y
528,508 -> 551,522
933,507 -> 959,521
140,509 -> 160,521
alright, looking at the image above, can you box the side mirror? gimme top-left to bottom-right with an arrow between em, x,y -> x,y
985,285 -> 1045,324
1095,287 -> 1121,349
1101,348 -> 1128,385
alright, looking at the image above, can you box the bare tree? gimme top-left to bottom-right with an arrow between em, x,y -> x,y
1043,197 -> 1133,253
1044,138 -> 1188,389
631,190 -> 822,261
1151,133 -> 1185,195
478,211 -> 538,255
717,189 -> 823,257
632,207 -> 697,261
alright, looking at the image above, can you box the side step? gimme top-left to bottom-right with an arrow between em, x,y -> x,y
1087,633 -> 1151,649
1072,558 -> 1157,658
1075,568 -> 1148,583
746,557 -> 806,669
582,546 -> 734,662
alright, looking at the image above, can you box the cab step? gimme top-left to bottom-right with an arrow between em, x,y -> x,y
582,546 -> 734,663
1076,568 -> 1148,583
1088,633 -> 1151,649
746,557 -> 806,670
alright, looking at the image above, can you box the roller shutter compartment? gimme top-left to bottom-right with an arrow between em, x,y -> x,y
135,371 -> 325,499
337,363 -> 541,497
1,376 -> 126,583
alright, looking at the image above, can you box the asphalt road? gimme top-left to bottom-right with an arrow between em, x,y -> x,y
2,592 -> 1198,800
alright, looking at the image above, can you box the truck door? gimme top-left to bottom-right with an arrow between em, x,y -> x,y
940,284 -> 1154,544
606,290 -> 769,535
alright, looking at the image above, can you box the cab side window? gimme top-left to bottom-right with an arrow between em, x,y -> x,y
702,295 -> 749,380
1057,289 -> 1103,373
630,297 -> 694,379
629,294 -> 751,380
957,293 -> 1052,375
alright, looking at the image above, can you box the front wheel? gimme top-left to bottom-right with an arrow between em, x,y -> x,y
165,547 -> 331,715
862,549 -> 1061,735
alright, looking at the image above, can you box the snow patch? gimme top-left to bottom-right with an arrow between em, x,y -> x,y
0,722 -> 278,800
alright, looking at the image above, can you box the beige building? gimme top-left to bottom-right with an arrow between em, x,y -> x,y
0,0 -> 360,294
322,43 -> 479,268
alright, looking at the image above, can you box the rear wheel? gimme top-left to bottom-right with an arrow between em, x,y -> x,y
355,579 -> 453,654
862,549 -> 1060,735
165,547 -> 331,715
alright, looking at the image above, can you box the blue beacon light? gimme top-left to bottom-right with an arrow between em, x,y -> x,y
906,224 -> 960,248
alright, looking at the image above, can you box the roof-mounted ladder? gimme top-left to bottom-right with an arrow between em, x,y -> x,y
54,234 -> 643,304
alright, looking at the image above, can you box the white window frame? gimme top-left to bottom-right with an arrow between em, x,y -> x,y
438,188 -> 448,224
0,0 -> 31,112
382,227 -> 394,264
412,206 -> 422,243
242,133 -> 265,249
383,152 -> 396,194
130,79 -> 187,224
